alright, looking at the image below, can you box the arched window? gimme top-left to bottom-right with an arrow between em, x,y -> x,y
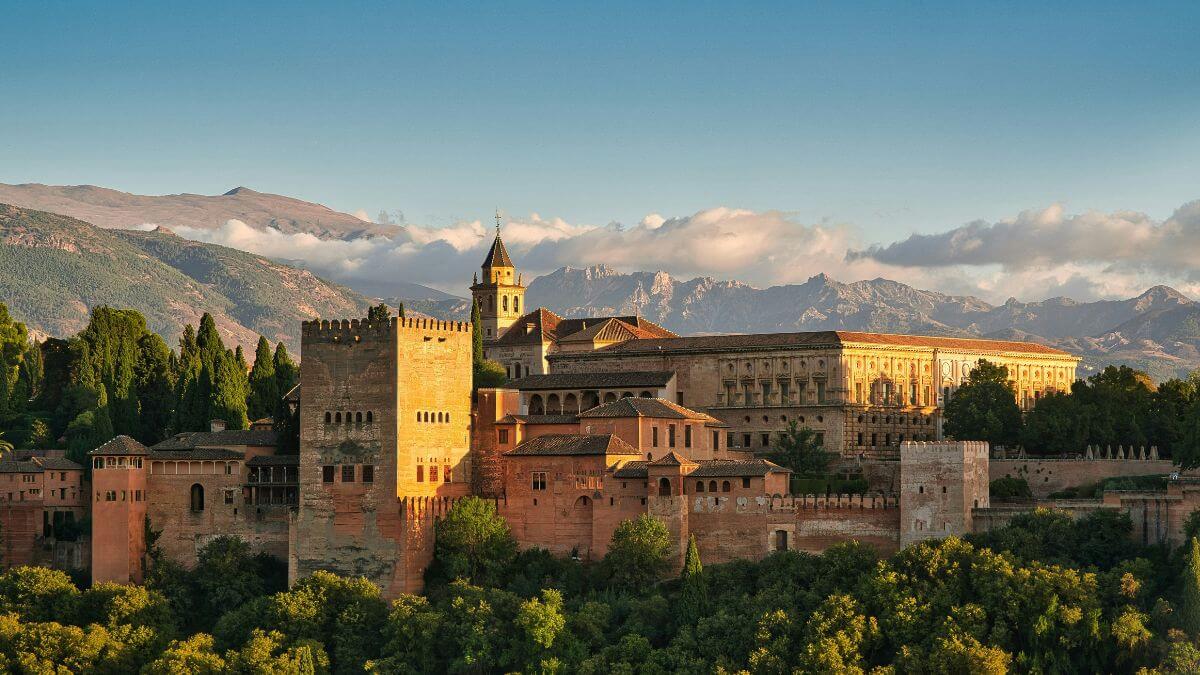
696,481 -> 705,492
547,393 -> 561,415
446,413 -> 451,423
658,477 -> 671,497
366,411 -> 373,423
564,393 -> 578,414
582,391 -> 599,410
416,411 -> 421,422
514,297 -> 519,312
721,481 -> 731,493
574,495 -> 591,508
603,392 -> 617,403
324,412 -> 331,424
335,412 -> 342,424
356,412 -> 363,425
190,484 -> 204,512
529,394 -> 545,415
502,296 -> 508,312
622,391 -> 633,399
640,391 -> 652,398
709,480 -> 718,493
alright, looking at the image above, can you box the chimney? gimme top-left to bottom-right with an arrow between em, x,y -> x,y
210,419 -> 227,433
526,323 -> 535,335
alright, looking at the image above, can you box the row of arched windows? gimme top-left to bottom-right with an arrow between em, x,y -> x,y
695,480 -> 732,493
484,295 -> 520,314
416,411 -> 451,424
324,411 -> 375,426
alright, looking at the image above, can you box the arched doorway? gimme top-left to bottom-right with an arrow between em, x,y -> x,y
658,477 -> 671,497
190,484 -> 204,512
529,394 -> 545,415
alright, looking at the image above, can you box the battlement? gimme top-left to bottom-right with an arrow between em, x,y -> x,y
301,316 -> 471,343
693,492 -> 897,514
901,440 -> 989,459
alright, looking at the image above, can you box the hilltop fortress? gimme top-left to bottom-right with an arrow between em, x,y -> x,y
78,226 -> 1199,597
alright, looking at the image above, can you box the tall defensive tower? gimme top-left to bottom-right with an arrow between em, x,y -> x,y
292,315 -> 472,597
470,211 -> 525,342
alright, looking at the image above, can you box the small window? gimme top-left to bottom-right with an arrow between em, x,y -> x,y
696,481 -> 705,492
668,424 -> 676,447
342,465 -> 355,482
918,485 -> 924,494
190,484 -> 204,512
709,480 -> 717,492
362,465 -> 374,483
335,412 -> 342,424
429,466 -> 439,482
722,480 -> 731,492
532,471 -> 547,491
652,426 -> 659,447
225,464 -> 233,475
367,411 -> 373,423
684,425 -> 692,448
443,465 -> 451,483
775,529 -> 788,551
322,466 -> 335,483
224,490 -> 234,505
742,477 -> 751,488
417,465 -> 424,482
325,412 -> 332,424
498,429 -> 509,444
761,433 -> 770,447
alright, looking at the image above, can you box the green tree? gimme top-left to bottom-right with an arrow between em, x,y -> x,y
603,514 -> 672,590
143,633 -> 227,674
190,537 -> 269,630
471,300 -> 484,367
765,420 -> 835,475
367,303 -> 390,324
272,341 -> 300,454
246,337 -> 279,422
1181,537 -> 1200,639
1020,391 -> 1089,454
135,332 -> 176,444
209,350 -> 250,430
512,588 -> 566,670
943,359 -> 1023,446
433,497 -> 517,585
678,534 -> 708,628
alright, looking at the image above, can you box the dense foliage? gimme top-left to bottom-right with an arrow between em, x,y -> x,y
0,498 -> 1196,673
945,361 -> 1200,465
0,304 -> 299,463
470,300 -> 507,390
765,420 -> 837,476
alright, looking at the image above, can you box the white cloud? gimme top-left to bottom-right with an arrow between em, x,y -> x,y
136,200 -> 1200,305
352,209 -> 372,223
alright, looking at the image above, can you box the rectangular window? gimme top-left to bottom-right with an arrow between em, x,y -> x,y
816,380 -> 827,403
727,432 -> 735,447
775,530 -> 788,551
684,425 -> 692,448
362,465 -> 374,483
342,465 -> 355,482
761,433 -> 770,447
225,464 -> 233,475
713,431 -> 720,449
761,381 -> 771,401
417,465 -> 424,482
742,477 -> 751,488
857,432 -> 864,446
780,380 -> 790,402
742,433 -> 751,448
443,465 -> 451,483
224,490 -> 234,505
322,466 -> 335,483
429,466 -> 438,482
668,424 -> 676,447
910,383 -> 918,406
676,391 -> 684,405
531,471 -> 547,491
816,432 -> 825,447
498,429 -> 509,444
652,426 -> 659,447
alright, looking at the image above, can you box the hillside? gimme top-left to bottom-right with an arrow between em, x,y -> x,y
0,183 -> 400,239
0,204 -> 371,350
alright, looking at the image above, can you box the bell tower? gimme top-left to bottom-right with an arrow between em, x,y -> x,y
470,210 -> 525,342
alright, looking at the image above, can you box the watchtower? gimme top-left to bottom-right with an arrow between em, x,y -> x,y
899,440 -> 990,547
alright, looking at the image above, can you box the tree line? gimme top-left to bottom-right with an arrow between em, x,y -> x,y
944,360 -> 1200,468
0,303 -> 299,463
0,498 -> 1196,672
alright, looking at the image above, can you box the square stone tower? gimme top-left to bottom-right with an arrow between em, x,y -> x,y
899,440 -> 989,547
293,316 -> 472,597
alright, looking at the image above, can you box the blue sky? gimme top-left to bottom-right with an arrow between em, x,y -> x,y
3,2 -> 1200,300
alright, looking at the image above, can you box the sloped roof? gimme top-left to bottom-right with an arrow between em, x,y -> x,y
148,449 -> 245,461
492,308 -> 562,346
91,435 -> 149,456
505,434 -> 639,457
612,461 -> 649,478
649,451 -> 694,467
509,371 -> 674,391
32,457 -> 83,471
578,397 -> 720,423
153,429 -> 279,450
482,232 -> 514,268
688,459 -> 791,477
497,414 -> 580,425
0,460 -> 44,473
247,455 -> 299,466
493,310 -> 676,347
549,330 -> 1074,358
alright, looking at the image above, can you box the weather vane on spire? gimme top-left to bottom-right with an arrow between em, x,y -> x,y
494,208 -> 502,234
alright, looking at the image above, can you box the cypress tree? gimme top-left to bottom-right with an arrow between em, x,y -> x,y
196,313 -> 223,365
398,302 -> 406,319
210,351 -> 249,430
471,301 -> 484,368
1183,536 -> 1200,639
679,534 -> 708,627
272,342 -> 300,455
247,337 -> 279,422
135,333 -> 176,444
367,303 -> 390,324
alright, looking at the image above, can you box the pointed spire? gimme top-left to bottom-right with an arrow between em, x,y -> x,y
481,210 -> 514,269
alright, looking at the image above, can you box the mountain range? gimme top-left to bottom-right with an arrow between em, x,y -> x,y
3,183 -> 1200,381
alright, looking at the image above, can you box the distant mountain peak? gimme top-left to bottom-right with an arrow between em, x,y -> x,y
223,187 -> 257,196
